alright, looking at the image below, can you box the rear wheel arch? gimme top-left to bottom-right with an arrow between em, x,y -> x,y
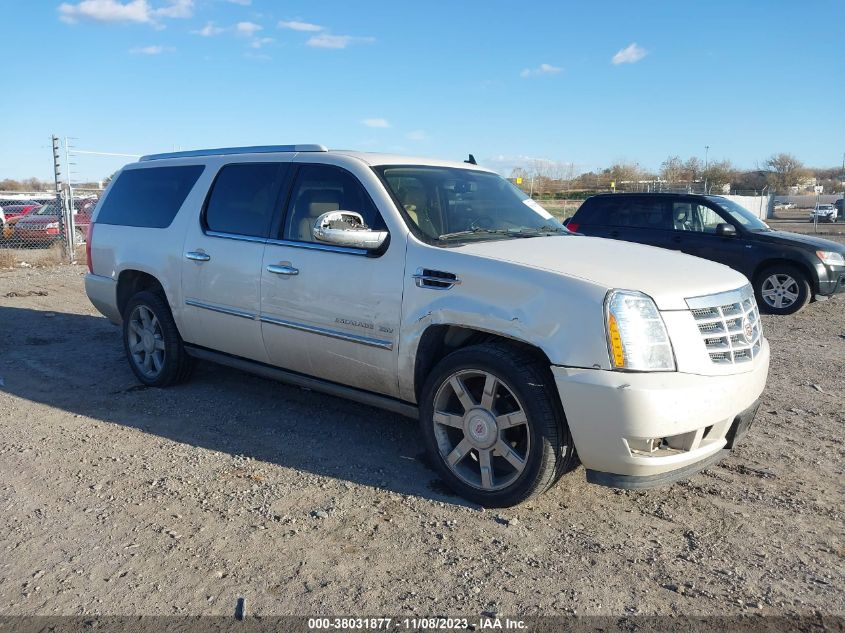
116,269 -> 167,319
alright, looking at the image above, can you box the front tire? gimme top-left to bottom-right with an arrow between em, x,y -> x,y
122,290 -> 193,387
755,264 -> 811,315
419,342 -> 576,507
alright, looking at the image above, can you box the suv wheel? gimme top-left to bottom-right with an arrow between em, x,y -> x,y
420,342 -> 576,507
755,265 -> 810,315
123,290 -> 193,387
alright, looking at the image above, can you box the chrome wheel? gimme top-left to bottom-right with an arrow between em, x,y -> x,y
127,305 -> 165,379
432,369 -> 530,491
760,274 -> 799,309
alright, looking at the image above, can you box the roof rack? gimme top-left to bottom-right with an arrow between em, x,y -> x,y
139,144 -> 329,162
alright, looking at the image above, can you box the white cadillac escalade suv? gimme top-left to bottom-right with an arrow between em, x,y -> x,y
85,145 -> 769,507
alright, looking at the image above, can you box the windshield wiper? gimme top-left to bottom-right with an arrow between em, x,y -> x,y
438,225 -> 569,241
437,228 -> 517,240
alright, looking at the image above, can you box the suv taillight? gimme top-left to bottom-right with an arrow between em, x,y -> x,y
86,223 -> 94,272
567,222 -> 580,232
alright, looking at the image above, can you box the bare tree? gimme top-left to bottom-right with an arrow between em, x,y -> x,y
764,153 -> 808,193
660,156 -> 684,183
703,160 -> 736,192
683,157 -> 704,182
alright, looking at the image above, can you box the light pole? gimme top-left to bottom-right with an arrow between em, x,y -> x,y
704,146 -> 710,193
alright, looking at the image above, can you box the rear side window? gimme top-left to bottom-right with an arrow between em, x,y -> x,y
97,165 -> 204,228
592,197 -> 671,229
204,163 -> 286,238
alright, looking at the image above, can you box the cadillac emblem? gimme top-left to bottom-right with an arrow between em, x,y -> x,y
743,318 -> 754,342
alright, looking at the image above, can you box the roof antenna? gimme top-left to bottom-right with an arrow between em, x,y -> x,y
464,154 -> 477,165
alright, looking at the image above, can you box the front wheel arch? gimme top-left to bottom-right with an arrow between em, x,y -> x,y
752,258 -> 817,296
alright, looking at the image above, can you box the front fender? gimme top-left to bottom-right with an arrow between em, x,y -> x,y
398,243 -> 611,402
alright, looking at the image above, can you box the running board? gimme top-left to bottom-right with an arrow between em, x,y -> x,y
184,345 -> 419,419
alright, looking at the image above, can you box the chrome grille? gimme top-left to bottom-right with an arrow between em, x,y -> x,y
686,285 -> 763,365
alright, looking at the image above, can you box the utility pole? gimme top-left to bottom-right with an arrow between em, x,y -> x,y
64,137 -> 78,254
51,135 -> 69,261
704,145 -> 710,193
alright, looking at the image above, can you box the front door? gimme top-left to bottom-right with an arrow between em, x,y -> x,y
260,163 -> 404,397
668,200 -> 751,275
181,161 -> 288,363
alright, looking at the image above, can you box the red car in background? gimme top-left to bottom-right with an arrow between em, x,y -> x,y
12,203 -> 92,246
1,201 -> 41,220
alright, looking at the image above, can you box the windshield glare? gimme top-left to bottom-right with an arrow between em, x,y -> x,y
376,166 -> 567,242
707,196 -> 769,231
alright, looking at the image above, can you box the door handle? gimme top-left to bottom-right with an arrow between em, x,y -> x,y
185,251 -> 211,262
267,264 -> 299,276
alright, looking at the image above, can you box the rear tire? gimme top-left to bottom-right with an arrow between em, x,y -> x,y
754,264 -> 811,315
419,342 -> 577,507
122,290 -> 194,387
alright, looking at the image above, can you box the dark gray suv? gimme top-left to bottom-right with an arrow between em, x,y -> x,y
566,193 -> 845,315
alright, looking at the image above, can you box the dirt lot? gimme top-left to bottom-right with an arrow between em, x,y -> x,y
0,248 -> 843,619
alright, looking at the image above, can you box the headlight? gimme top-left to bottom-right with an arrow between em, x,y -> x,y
605,290 -> 675,371
817,250 -> 844,266
45,222 -> 59,229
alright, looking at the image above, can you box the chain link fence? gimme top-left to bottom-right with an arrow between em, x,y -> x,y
0,186 -> 103,267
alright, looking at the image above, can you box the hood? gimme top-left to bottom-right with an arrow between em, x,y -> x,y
455,235 -> 749,311
17,215 -> 57,226
754,230 -> 845,252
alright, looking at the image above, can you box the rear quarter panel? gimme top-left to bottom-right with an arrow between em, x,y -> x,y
90,163 -> 216,330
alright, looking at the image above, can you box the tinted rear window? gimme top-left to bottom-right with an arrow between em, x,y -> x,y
96,166 -> 204,228
578,196 -> 671,229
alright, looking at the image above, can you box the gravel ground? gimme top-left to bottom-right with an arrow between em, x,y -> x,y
0,258 -> 843,619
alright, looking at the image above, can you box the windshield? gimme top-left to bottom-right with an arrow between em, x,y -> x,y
707,196 -> 769,231
34,204 -> 58,216
375,165 -> 568,243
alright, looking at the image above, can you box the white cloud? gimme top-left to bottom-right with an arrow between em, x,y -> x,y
59,0 -> 152,24
153,0 -> 191,18
307,33 -> 374,49
612,42 -> 647,65
406,130 -> 426,141
278,20 -> 324,32
520,63 -> 562,78
129,44 -> 172,54
191,21 -> 223,36
59,0 -> 192,24
362,118 -> 390,128
235,21 -> 262,36
250,37 -> 274,49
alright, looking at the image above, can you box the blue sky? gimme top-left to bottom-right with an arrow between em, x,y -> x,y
1,0 -> 843,181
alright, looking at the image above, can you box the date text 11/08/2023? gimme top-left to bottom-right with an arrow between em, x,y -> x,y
307,617 -> 527,630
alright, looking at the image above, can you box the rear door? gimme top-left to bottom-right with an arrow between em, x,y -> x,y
259,162 -> 404,397
181,161 -> 289,363
583,196 -> 673,249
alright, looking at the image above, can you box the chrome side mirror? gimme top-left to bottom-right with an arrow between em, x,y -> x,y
312,211 -> 388,250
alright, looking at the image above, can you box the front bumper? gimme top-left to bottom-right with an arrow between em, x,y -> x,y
817,264 -> 845,296
553,339 -> 769,488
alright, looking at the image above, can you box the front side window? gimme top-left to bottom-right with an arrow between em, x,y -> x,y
205,163 -> 285,238
283,164 -> 384,243
707,197 -> 769,231
375,166 -> 567,243
672,201 -> 725,233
